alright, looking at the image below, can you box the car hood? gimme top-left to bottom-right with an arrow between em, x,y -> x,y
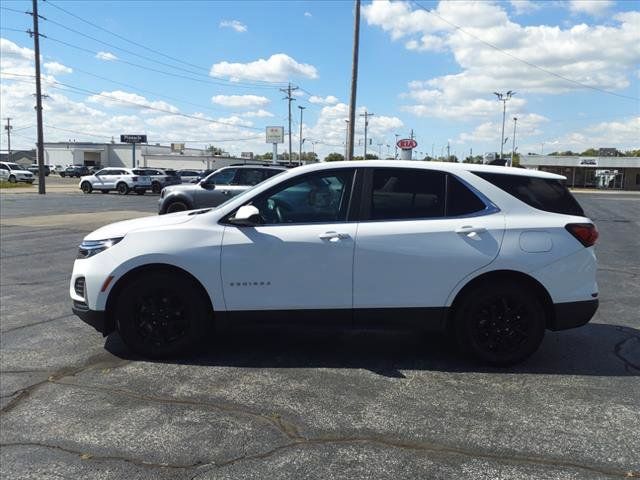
10,169 -> 32,175
84,210 -> 196,241
164,183 -> 201,194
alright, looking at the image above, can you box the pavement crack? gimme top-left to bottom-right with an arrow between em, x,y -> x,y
2,314 -> 73,333
0,442 -> 203,471
613,328 -> 640,372
48,379 -> 302,441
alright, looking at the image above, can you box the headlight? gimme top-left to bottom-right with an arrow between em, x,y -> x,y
77,238 -> 123,259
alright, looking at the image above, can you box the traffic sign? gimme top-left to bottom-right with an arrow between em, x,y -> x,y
120,134 -> 147,143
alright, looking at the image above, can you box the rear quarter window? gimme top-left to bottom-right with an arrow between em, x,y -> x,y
472,171 -> 584,216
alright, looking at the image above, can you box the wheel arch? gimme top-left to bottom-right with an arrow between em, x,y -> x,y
162,194 -> 193,213
448,269 -> 555,330
104,263 -> 214,334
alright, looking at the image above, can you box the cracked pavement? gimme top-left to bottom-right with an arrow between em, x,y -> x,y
1,191 -> 639,479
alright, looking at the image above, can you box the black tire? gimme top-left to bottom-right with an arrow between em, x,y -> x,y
8,175 -> 16,183
151,182 -> 162,194
453,281 -> 546,366
81,181 -> 93,194
114,272 -> 210,358
101,190 -> 109,194
60,173 -> 65,178
166,200 -> 189,213
116,182 -> 130,195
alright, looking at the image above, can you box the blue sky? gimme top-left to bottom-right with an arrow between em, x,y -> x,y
1,0 -> 638,159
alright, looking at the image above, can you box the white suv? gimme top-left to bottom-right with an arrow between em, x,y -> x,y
70,161 -> 599,365
0,162 -> 35,183
79,167 -> 152,195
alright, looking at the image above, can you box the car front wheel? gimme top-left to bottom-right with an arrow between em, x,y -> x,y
453,281 -> 546,366
114,272 -> 210,358
81,181 -> 93,194
151,182 -> 162,194
8,175 -> 16,183
116,182 -> 130,195
166,200 -> 189,213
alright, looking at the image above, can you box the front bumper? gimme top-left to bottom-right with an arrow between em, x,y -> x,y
72,301 -> 111,335
549,299 -> 599,331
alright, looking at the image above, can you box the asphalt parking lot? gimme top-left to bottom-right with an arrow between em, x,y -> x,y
1,190 -> 638,479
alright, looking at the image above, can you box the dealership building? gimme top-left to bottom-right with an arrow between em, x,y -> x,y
520,154 -> 640,191
43,141 -> 250,171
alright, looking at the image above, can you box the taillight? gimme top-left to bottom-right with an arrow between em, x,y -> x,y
132,176 -> 138,181
565,223 -> 598,247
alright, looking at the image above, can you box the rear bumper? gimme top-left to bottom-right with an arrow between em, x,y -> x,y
72,301 -> 110,335
549,299 -> 598,331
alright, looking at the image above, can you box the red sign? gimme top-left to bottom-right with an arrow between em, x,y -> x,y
396,138 -> 417,150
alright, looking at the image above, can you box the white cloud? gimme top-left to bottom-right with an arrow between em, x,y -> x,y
88,90 -> 179,113
364,1 -> 640,123
95,51 -> 118,61
459,113 -> 548,143
241,109 -> 274,118
548,116 -> 640,152
219,20 -> 247,33
210,53 -> 318,82
210,94 -> 270,108
510,0 -> 541,15
304,12 -> 312,18
568,0 -> 614,16
308,95 -> 339,105
44,61 -> 72,75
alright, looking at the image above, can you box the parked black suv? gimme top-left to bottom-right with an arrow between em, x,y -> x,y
60,165 -> 90,178
26,164 -> 51,176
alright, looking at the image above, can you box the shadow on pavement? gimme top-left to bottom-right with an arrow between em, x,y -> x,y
105,322 -> 640,377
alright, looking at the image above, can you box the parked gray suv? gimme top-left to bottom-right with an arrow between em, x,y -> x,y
158,165 -> 285,214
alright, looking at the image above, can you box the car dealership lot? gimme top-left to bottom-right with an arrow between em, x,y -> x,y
1,192 -> 638,479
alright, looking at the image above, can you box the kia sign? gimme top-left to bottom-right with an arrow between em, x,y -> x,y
265,126 -> 284,144
120,134 -> 147,143
397,138 -> 417,150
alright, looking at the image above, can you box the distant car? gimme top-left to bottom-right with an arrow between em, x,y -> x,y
159,165 -> 286,214
60,165 -> 90,178
0,162 -> 35,183
175,169 -> 202,183
79,167 -> 152,195
51,165 -> 65,175
135,168 -> 181,193
26,164 -> 51,176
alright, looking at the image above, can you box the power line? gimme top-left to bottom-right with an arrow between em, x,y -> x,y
0,6 -> 29,14
0,26 -> 29,33
410,0 -> 639,102
41,0 -> 288,87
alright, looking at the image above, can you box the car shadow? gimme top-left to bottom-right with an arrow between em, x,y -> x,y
105,322 -> 640,377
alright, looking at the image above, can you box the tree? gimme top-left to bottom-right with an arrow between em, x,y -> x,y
580,148 -> 598,156
256,152 -> 273,160
624,149 -> 640,157
324,152 -> 344,162
463,155 -> 483,164
206,145 -> 223,155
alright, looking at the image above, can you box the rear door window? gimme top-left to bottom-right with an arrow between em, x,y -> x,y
446,174 -> 487,216
472,171 -> 584,216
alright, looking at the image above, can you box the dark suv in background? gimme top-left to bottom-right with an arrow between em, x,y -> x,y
134,168 -> 182,193
26,164 -> 51,176
158,165 -> 285,214
60,165 -> 90,178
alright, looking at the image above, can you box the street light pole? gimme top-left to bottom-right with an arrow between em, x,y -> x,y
298,105 -> 305,165
494,91 -> 515,164
510,117 -> 518,167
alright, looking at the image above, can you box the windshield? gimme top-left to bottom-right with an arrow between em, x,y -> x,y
6,163 -> 24,171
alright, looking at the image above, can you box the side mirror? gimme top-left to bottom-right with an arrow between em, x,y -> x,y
228,205 -> 262,226
200,181 -> 215,190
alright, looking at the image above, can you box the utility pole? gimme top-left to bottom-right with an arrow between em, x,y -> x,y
359,110 -> 373,159
494,91 -> 515,165
346,0 -> 361,160
29,0 -> 46,193
298,105 -> 305,165
4,118 -> 12,159
394,133 -> 399,159
280,83 -> 298,165
446,141 -> 450,161
344,120 -> 350,160
510,116 -> 518,167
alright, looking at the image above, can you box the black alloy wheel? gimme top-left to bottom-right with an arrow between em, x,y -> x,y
152,182 -> 162,194
117,182 -> 130,195
166,201 -> 188,213
454,281 -> 545,366
115,272 -> 210,358
81,181 -> 92,194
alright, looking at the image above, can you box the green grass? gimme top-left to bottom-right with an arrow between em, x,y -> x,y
0,181 -> 33,189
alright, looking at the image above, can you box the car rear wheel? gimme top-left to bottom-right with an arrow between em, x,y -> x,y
453,281 -> 545,366
166,200 -> 189,213
151,182 -> 161,194
81,181 -> 93,194
116,182 -> 130,195
8,175 -> 16,183
114,272 -> 210,358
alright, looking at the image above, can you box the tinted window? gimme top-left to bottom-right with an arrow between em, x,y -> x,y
263,169 -> 282,179
251,170 -> 354,224
132,169 -> 146,175
233,169 -> 264,186
446,174 -> 487,216
210,169 -> 236,185
370,168 -> 445,220
472,171 -> 584,216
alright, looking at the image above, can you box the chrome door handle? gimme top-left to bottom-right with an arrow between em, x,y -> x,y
318,231 -> 350,241
455,225 -> 487,235
221,190 -> 231,195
